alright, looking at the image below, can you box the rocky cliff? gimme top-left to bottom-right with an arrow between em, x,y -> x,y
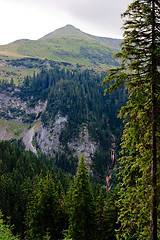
37,113 -> 98,163
0,86 -> 98,164
37,113 -> 68,156
0,87 -> 47,122
37,114 -> 98,164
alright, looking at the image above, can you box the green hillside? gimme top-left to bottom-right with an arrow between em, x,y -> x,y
0,25 -> 121,70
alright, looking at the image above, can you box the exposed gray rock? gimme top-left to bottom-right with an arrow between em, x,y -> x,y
36,114 -> 68,156
0,85 -> 98,164
37,114 -> 98,165
0,88 -> 47,122
23,126 -> 37,155
68,127 -> 98,165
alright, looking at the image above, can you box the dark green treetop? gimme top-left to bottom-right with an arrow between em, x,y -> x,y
68,155 -> 97,240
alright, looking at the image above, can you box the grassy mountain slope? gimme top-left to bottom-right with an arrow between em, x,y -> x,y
0,118 -> 28,140
0,25 -> 121,70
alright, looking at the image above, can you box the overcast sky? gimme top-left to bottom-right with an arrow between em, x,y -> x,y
0,0 -> 133,45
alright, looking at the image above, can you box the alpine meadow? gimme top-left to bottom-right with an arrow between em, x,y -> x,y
0,0 -> 160,240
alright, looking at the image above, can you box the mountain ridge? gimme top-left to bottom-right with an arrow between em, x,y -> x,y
40,24 -> 122,49
0,25 -> 122,70
40,24 -> 88,40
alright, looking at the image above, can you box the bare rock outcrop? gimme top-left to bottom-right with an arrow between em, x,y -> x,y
68,127 -> 98,165
37,115 -> 98,163
37,114 -> 68,156
23,126 -> 37,155
0,87 -> 47,122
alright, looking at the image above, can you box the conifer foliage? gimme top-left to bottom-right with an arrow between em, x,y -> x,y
0,211 -> 20,240
68,155 -> 97,240
102,0 -> 160,239
25,175 -> 60,240
0,141 -> 118,240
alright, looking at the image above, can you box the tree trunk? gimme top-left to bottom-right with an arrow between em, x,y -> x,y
151,1 -> 157,239
151,83 -> 157,240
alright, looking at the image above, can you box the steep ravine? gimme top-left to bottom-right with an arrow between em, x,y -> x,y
106,124 -> 117,190
0,86 -> 111,175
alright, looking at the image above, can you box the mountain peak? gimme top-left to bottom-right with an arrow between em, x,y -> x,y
65,24 -> 76,28
65,24 -> 80,31
40,25 -> 87,40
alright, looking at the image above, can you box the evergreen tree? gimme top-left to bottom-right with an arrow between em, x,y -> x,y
96,187 -> 118,240
102,0 -> 160,239
25,174 -> 61,240
0,211 -> 20,240
68,155 -> 97,240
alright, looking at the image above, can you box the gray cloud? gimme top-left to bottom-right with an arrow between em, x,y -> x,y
5,0 -> 133,40
63,0 -> 131,36
57,0 -> 131,37
14,0 -> 132,28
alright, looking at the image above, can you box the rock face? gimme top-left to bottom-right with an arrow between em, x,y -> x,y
37,114 -> 98,162
23,126 -> 37,155
68,127 -> 98,165
0,86 -> 98,163
37,114 -> 68,156
0,87 -> 47,122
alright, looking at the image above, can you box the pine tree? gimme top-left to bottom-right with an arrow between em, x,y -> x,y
102,0 -> 160,239
68,155 -> 97,240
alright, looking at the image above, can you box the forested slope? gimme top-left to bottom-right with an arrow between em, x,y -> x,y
0,65 -> 126,182
25,67 -> 126,180
0,140 -> 118,240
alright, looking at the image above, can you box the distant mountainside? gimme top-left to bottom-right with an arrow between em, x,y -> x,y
0,66 -> 125,181
0,25 -> 122,70
0,25 -> 124,182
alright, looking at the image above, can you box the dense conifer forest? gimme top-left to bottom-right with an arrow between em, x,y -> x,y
103,0 -> 160,239
0,64 -> 125,240
0,140 -> 118,239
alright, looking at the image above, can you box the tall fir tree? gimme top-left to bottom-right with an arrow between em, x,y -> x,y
25,174 -> 62,240
96,188 -> 117,240
102,0 -> 160,239
68,155 -> 97,240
